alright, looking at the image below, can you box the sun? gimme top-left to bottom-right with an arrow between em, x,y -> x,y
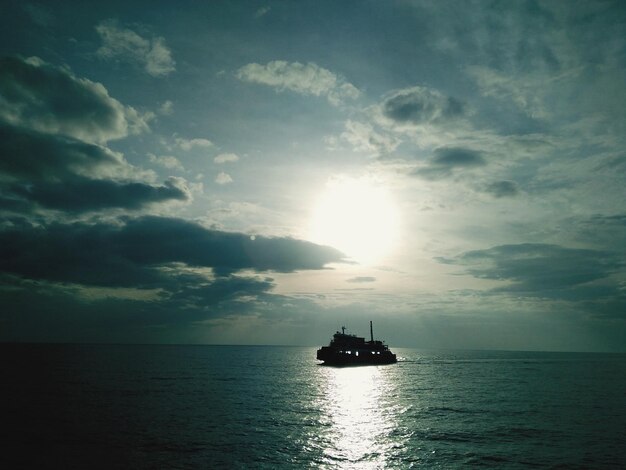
308,177 -> 400,264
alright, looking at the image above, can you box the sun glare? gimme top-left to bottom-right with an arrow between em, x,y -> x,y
309,177 -> 399,264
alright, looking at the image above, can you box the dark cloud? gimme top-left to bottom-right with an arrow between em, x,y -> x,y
0,193 -> 34,215
10,176 -> 190,213
346,276 -> 376,283
0,273 -> 285,342
0,216 -> 345,288
589,214 -> 626,227
440,243 -> 623,302
484,180 -> 520,198
413,147 -> 486,180
432,147 -> 485,167
0,213 -> 344,341
561,214 -> 626,254
382,86 -> 465,125
0,122 -> 121,182
0,59 -> 187,215
0,123 -> 189,213
0,56 -> 146,143
22,3 -> 55,27
170,276 -> 275,305
0,266 -> 344,344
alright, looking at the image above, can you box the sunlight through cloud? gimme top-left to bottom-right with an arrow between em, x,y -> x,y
309,176 -> 400,265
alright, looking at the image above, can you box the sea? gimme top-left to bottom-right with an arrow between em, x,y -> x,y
2,344 -> 625,469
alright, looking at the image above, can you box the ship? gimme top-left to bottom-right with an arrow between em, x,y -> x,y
316,321 -> 397,365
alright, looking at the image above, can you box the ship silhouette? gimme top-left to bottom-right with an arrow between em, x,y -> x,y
317,321 -> 397,365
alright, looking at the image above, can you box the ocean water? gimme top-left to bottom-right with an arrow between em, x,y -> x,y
2,345 -> 625,469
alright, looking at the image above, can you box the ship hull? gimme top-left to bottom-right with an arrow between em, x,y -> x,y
317,347 -> 397,365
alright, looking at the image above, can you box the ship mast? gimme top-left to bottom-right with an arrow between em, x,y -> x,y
370,321 -> 374,342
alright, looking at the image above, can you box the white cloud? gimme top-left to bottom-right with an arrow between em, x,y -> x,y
215,172 -> 233,185
235,61 -> 360,105
158,100 -> 174,116
96,20 -> 175,77
466,65 -> 554,119
164,176 -> 193,201
176,137 -> 213,151
341,120 -> 399,156
148,153 -> 184,171
214,153 -> 240,164
255,6 -> 271,18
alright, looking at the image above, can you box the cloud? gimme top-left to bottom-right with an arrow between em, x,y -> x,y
341,120 -> 399,156
236,60 -> 360,105
484,180 -> 520,198
22,3 -> 54,27
440,243 -> 623,302
413,147 -> 486,180
169,275 -> 275,305
466,65 -> 549,118
421,1 -> 626,129
0,112 -> 185,215
158,100 -> 174,116
176,137 -> 213,151
254,6 -> 271,18
0,271 -> 265,336
0,193 -> 34,215
0,216 -> 346,287
215,172 -> 233,185
148,153 -> 184,171
95,20 -> 175,77
438,3 -> 572,119
360,84 -> 481,157
589,214 -> 626,227
0,271 -> 329,342
9,175 -> 191,213
0,53 -> 189,218
346,276 -> 376,283
214,153 -> 239,164
0,56 -> 148,143
0,122 -> 129,182
432,147 -> 485,167
381,86 -> 465,125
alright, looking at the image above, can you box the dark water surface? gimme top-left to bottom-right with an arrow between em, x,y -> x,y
2,344 -> 625,468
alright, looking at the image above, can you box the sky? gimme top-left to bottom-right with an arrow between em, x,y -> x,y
1,0 -> 625,352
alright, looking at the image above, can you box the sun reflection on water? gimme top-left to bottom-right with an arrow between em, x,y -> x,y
317,365 -> 398,469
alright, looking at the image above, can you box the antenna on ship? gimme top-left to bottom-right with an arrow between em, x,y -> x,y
341,326 -> 346,335
370,321 -> 374,342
